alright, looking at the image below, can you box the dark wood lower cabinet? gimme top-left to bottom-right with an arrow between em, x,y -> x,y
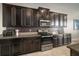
23,38 -> 33,53
11,39 -> 22,55
0,40 -> 12,56
0,44 -> 12,56
0,37 -> 41,56
0,34 -> 71,56
32,38 -> 41,51
53,34 -> 71,47
22,37 -> 41,54
53,35 -> 59,47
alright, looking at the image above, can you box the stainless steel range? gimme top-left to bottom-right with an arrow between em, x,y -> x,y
38,31 -> 53,51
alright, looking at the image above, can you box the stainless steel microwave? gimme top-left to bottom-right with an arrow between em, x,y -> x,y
39,20 -> 50,26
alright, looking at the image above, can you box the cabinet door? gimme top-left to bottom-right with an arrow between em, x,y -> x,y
21,8 -> 25,26
0,40 -> 12,56
32,38 -> 41,51
26,8 -> 33,26
23,38 -> 33,53
21,8 -> 33,27
32,10 -> 40,27
15,6 -> 21,27
11,6 -> 21,27
3,4 -> 12,27
59,14 -> 64,27
67,34 -> 71,44
1,44 -> 11,56
50,12 -> 55,27
53,35 -> 58,47
11,6 -> 16,26
63,14 -> 67,27
58,35 -> 63,46
11,39 -> 22,55
54,13 -> 60,27
63,36 -> 68,45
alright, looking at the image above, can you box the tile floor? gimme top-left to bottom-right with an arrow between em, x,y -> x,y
21,46 -> 70,56
20,40 -> 79,56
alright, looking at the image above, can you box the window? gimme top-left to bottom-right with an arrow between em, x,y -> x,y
73,19 -> 79,30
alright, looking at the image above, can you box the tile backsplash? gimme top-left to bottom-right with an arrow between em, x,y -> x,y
6,27 -> 39,32
6,27 -> 64,34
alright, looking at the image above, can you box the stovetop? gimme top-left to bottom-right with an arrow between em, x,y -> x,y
38,32 -> 53,38
41,35 -> 53,38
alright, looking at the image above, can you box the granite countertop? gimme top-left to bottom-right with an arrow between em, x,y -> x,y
67,43 -> 79,53
0,34 -> 41,40
0,33 -> 71,40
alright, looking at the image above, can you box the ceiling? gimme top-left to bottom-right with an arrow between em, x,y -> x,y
8,3 -> 79,14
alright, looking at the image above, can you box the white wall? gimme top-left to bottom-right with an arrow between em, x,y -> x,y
0,3 -> 79,40
0,3 -> 6,34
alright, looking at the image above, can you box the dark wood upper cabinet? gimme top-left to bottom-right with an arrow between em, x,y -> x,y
21,8 -> 40,27
50,12 -> 55,27
63,14 -> 67,27
3,4 -> 67,27
3,4 -> 12,27
3,4 -> 40,27
15,6 -> 21,27
54,13 -> 60,27
38,7 -> 50,20
59,14 -> 64,27
32,9 -> 40,27
21,7 -> 26,26
26,8 -> 33,26
21,7 -> 34,27
11,7 -> 16,26
3,4 -> 21,27
11,6 -> 21,27
11,6 -> 22,27
59,14 -> 67,27
53,13 -> 67,27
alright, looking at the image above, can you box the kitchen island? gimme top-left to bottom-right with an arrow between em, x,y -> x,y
0,34 -> 41,56
67,43 -> 79,56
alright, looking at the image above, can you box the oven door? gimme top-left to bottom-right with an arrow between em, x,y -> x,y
41,37 -> 52,45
